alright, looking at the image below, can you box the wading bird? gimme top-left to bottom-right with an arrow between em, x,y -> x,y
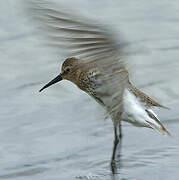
29,1 -> 171,166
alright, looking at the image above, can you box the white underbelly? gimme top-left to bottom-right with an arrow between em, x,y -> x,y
121,88 -> 151,127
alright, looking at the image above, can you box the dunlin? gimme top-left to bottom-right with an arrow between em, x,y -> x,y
31,1 -> 171,164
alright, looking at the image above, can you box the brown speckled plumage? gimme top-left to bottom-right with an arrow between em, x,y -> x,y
30,1 -> 171,166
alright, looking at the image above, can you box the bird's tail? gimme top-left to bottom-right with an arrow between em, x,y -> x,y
146,120 -> 171,136
145,109 -> 171,136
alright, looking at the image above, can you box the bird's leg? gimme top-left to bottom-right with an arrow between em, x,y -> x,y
111,124 -> 119,164
111,121 -> 122,162
111,124 -> 119,173
111,121 -> 122,173
118,120 -> 122,139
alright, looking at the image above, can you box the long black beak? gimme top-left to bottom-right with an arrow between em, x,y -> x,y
39,74 -> 62,92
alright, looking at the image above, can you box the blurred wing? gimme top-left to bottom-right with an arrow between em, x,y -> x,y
28,2 -> 122,60
28,1 -> 129,118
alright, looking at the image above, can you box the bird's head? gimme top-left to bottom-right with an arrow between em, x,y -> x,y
39,57 -> 82,92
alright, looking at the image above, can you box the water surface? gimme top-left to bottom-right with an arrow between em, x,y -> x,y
0,0 -> 179,179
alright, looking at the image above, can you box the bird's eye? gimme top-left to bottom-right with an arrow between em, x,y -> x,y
66,67 -> 70,72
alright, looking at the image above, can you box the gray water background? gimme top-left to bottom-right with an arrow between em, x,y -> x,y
0,0 -> 179,179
